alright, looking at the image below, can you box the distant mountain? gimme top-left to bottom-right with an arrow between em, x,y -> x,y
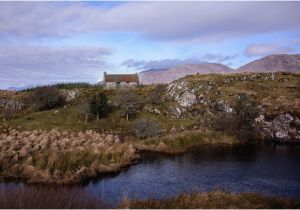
138,54 -> 300,84
238,54 -> 300,73
164,63 -> 233,83
138,69 -> 168,84
139,64 -> 233,84
6,86 -> 28,91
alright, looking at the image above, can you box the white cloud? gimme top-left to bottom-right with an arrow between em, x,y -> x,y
244,43 -> 295,57
0,44 -> 112,89
0,2 -> 300,41
121,53 -> 236,69
121,58 -> 207,69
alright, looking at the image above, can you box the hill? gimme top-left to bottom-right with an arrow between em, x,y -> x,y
238,54 -> 300,73
139,63 -> 233,84
138,54 -> 300,84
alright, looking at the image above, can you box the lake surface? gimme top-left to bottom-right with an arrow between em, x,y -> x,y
1,143 -> 300,206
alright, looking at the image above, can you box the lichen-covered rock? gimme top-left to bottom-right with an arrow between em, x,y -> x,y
61,89 -> 80,102
255,113 -> 299,142
215,100 -> 235,113
169,105 -> 186,119
0,98 -> 23,110
144,105 -> 163,115
166,81 -> 198,108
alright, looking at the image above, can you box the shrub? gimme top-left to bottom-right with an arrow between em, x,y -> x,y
132,118 -> 162,139
76,101 -> 91,123
148,84 -> 166,105
30,86 -> 66,111
89,92 -> 110,120
3,107 -> 18,120
115,90 -> 142,120
213,93 -> 259,141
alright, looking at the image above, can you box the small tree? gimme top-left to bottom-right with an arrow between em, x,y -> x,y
77,101 -> 91,123
30,86 -> 66,111
132,118 -> 162,139
115,90 -> 142,121
89,92 -> 109,121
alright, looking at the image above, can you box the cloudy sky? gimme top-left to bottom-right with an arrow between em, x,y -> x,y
1,1 -> 300,89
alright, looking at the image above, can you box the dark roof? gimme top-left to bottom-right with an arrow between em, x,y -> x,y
104,74 -> 139,82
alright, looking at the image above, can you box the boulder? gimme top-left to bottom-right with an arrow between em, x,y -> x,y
61,89 -> 80,102
255,113 -> 299,142
166,81 -> 198,108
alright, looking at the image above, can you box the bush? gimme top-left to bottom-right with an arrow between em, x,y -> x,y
115,90 -> 142,120
30,86 -> 66,111
132,118 -> 162,139
213,93 -> 259,141
89,92 -> 110,120
148,84 -> 166,105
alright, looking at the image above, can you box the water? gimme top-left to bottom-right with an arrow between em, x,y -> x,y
1,143 -> 300,206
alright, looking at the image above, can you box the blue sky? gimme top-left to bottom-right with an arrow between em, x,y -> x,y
0,1 -> 300,89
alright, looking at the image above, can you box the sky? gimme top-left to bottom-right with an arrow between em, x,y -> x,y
1,1 -> 300,89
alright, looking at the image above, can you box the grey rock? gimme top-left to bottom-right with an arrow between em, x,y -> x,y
61,89 -> 80,102
0,98 -> 23,110
255,113 -> 299,142
166,81 -> 197,108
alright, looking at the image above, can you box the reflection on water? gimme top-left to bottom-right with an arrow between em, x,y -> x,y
1,143 -> 300,206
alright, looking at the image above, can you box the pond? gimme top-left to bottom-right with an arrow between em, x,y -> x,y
1,143 -> 300,206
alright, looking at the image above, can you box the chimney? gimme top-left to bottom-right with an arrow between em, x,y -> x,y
103,72 -> 107,83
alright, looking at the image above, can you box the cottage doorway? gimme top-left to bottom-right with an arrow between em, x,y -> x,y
116,81 -> 121,89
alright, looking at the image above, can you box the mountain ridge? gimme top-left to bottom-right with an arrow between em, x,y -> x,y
138,54 -> 300,84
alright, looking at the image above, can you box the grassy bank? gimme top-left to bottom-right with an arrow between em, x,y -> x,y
121,191 -> 300,209
0,186 -> 108,208
135,129 -> 237,153
0,127 -> 238,184
0,128 -> 137,184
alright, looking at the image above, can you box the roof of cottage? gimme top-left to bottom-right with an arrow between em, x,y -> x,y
104,73 -> 139,83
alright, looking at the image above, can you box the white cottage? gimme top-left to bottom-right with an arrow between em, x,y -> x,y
103,72 -> 139,89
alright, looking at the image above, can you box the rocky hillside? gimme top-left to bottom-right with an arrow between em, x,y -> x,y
138,54 -> 300,84
139,63 -> 233,84
144,72 -> 300,142
238,54 -> 300,73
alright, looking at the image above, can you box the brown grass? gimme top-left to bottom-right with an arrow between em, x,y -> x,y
136,129 -> 237,153
0,185 -> 108,208
121,191 -> 300,209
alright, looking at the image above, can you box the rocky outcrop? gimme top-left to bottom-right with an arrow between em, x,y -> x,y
144,105 -> 164,115
61,89 -> 80,102
0,98 -> 23,110
166,81 -> 198,108
255,113 -> 300,142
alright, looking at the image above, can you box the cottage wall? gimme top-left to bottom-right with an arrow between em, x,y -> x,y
104,82 -> 138,89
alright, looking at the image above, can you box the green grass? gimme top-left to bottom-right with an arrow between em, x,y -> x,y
9,106 -> 132,132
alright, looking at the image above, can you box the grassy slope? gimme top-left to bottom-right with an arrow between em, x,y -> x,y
184,72 -> 300,116
6,72 -> 300,132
